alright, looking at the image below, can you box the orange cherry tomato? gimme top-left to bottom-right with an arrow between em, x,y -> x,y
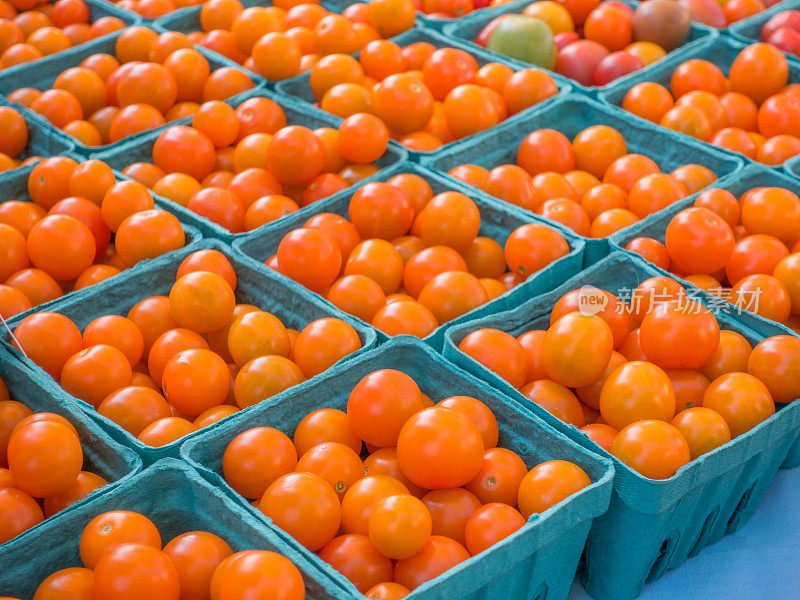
347,369 -> 423,448
671,407 -> 731,459
701,372 -> 775,437
517,460 -> 591,518
397,407 -> 484,490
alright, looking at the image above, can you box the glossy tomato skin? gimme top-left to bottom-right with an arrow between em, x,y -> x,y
79,510 -> 162,569
295,441 -> 363,500
341,475 -> 410,536
13,312 -> 83,379
363,447 -> 426,498
397,407 -> 484,490
747,335 -> 800,404
368,494 -> 432,559
475,15 -> 511,47
519,379 -> 585,427
464,447 -> 527,505
0,486 -> 44,544
438,396 -> 499,449
292,318 -> 362,378
671,407 -> 731,459
43,470 -> 108,517
594,51 -> 642,86
576,351 -> 627,410
93,543 -> 180,600
347,369 -> 424,448
318,534 -> 393,593
556,40 -> 609,86
60,344 -> 133,408
162,348 -> 230,416
31,567 -> 95,599
666,369 -> 710,412
464,502 -> 526,556
0,393 -> 18,457
212,550 -> 306,600
349,182 -> 414,241
260,472 -> 341,551
417,271 -> 488,323
701,372 -> 775,437
550,288 -> 630,348
699,330 -> 752,382
517,460 -> 591,518
639,300 -> 720,370
393,536 -> 470,590
726,234 -> 789,286
421,487 -> 481,546
664,207 -> 735,275
580,423 -> 618,451
7,420 -> 83,498
555,31 -> 580,50
223,427 -> 297,499
516,330 -> 549,385
731,274 -> 791,323
457,328 -> 528,388
504,224 -> 570,280
630,276 -> 686,324
762,11 -> 800,39
162,531 -> 232,599
365,582 -> 412,600
328,275 -> 386,323
611,420 -> 691,479
277,227 -> 342,292
541,312 -> 614,388
598,361 -> 676,430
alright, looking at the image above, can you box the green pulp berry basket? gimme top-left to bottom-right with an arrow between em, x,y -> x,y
2,238 -> 377,465
233,160 -> 586,350
443,251 -> 800,600
0,459 -> 354,599
0,349 -> 142,548
181,336 -> 614,600
423,94 -> 743,264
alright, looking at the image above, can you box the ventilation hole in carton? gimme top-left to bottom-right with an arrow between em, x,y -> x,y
727,482 -> 758,533
689,508 -> 719,558
646,535 -> 678,582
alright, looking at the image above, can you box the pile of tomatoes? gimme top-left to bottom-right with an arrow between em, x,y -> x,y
620,43 -> 800,165
222,368 -> 591,593
476,0 -> 688,87
447,123 -> 717,238
7,26 -> 255,147
113,99 -> 392,234
458,279 -> 799,479
0,156 -> 187,319
626,184 -> 800,329
181,0 -> 416,75
301,41 -> 559,152
3,509 -> 307,599
0,0 -> 127,70
10,249 -> 363,447
0,105 -> 32,173
674,0 -> 779,27
0,378 -> 110,544
426,0 -> 778,23
760,9 -> 800,57
263,174 -> 570,337
4,0 -> 800,594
